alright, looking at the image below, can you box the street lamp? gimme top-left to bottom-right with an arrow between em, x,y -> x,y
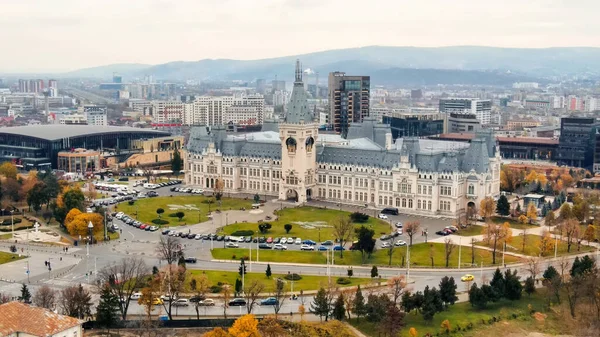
10,210 -> 14,239
87,221 -> 93,282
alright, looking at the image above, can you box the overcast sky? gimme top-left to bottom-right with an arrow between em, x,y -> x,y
2,0 -> 599,72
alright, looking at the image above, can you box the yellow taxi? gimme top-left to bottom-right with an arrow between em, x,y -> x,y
461,274 -> 475,282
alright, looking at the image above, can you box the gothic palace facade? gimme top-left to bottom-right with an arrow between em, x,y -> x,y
185,61 -> 500,218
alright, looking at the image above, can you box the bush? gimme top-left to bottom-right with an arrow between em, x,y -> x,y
128,200 -> 135,205
1,218 -> 23,226
231,230 -> 254,236
284,273 -> 302,281
258,223 -> 272,233
151,219 -> 169,225
350,212 -> 369,223
336,277 -> 351,285
210,285 -> 223,293
168,213 -> 179,217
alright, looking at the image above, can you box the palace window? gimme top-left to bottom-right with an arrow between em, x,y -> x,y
408,199 -> 413,208
468,184 -> 475,195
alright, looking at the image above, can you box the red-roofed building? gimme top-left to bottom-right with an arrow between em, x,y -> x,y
0,301 -> 83,337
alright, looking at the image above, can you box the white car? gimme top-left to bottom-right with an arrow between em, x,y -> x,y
395,240 -> 407,246
237,237 -> 246,243
295,238 -> 302,245
173,298 -> 189,307
396,228 -> 403,235
194,234 -> 202,240
130,292 -> 142,300
395,222 -> 403,228
300,244 -> 314,251
287,238 -> 295,244
273,243 -> 288,250
378,214 -> 388,219
116,212 -> 124,219
381,242 -> 391,249
226,242 -> 239,248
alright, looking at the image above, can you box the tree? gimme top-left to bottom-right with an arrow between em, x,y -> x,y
404,220 -> 420,246
379,304 -> 405,337
156,208 -> 165,218
503,269 -> 523,300
496,195 -> 510,216
66,212 -> 104,238
243,280 -> 265,314
0,162 -> 17,179
171,147 -> 183,177
156,264 -> 188,320
234,279 -> 243,296
353,285 -> 367,322
387,276 -> 406,306
258,315 -> 286,337
96,285 -> 121,332
190,274 -> 210,319
441,319 -> 451,336
228,314 -> 261,337
366,294 -> 392,323
62,188 -> 85,212
253,194 -> 260,203
482,221 -> 512,264
489,268 -> 505,301
271,278 -> 287,318
341,288 -> 355,320
571,255 -> 595,277
544,209 -> 556,227
27,182 -> 46,214
33,285 -> 57,309
156,236 -> 182,264
311,287 -> 330,322
443,237 -> 456,268
97,257 -> 148,320
332,216 -> 353,258
526,202 -> 538,224
59,285 -> 92,319
221,287 -> 231,320
538,230 -> 554,256
265,264 -> 272,278
370,266 -> 378,278
332,293 -> 345,320
284,223 -> 292,234
421,286 -> 443,321
559,202 -> 573,221
355,226 -> 376,263
583,225 -> 596,244
173,211 -> 185,221
562,218 -> 581,252
524,276 -> 536,296
525,256 -> 541,283
542,266 -> 562,304
479,197 -> 496,220
214,178 -> 224,204
439,276 -> 458,308
468,283 -> 488,309
409,327 -> 418,337
19,284 -> 31,303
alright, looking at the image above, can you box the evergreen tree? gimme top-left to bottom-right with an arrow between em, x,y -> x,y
570,255 -> 595,277
411,291 -> 425,313
96,285 -> 120,331
171,147 -> 183,177
438,276 -> 458,308
234,279 -> 242,296
152,266 -> 159,275
401,291 -> 413,313
489,268 -> 505,301
516,203 -> 522,214
310,287 -> 330,322
543,265 -> 559,280
353,285 -> 367,321
468,283 -> 488,309
421,286 -> 443,321
332,293 -> 346,321
370,266 -> 378,278
19,284 -> 31,303
366,294 -> 392,323
503,269 -> 523,300
524,276 -> 536,296
496,195 -> 511,216
265,263 -> 272,279
178,256 -> 186,268
379,304 -> 405,337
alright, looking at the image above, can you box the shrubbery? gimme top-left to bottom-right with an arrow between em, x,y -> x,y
350,212 -> 370,223
284,273 -> 302,281
231,230 -> 254,236
151,219 -> 169,225
336,277 -> 351,285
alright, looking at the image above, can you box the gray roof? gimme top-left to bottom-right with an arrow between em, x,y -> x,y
0,125 -> 169,141
284,60 -> 313,124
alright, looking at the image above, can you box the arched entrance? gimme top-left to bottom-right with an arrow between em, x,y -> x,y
306,189 -> 312,200
286,189 -> 299,202
467,201 -> 476,224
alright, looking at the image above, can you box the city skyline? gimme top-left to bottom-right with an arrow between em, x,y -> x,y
2,0 -> 599,73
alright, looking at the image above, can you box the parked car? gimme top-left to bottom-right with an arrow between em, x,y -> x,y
381,242 -> 391,249
378,214 -> 388,219
258,243 -> 272,249
189,295 -> 205,303
333,245 -> 345,251
273,237 -> 281,244
226,242 -> 239,248
273,243 -> 287,250
173,299 -> 189,307
321,240 -> 334,246
260,297 -> 278,306
395,240 -> 407,246
184,257 -> 197,263
317,246 -> 329,251
139,224 -> 147,230
199,299 -> 215,306
266,237 -> 273,243
229,298 -> 246,306
295,238 -> 302,245
300,244 -> 315,251
380,234 -> 392,241
162,229 -> 171,235
302,239 -> 316,245
130,292 -> 142,300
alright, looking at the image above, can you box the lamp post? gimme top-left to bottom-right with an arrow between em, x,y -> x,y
10,210 -> 14,239
87,221 -> 93,283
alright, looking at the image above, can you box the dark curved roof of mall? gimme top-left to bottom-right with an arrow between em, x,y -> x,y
0,125 -> 170,141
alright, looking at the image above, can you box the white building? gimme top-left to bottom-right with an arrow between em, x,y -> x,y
185,61 -> 500,218
439,98 -> 492,125
77,105 -> 108,126
181,94 -> 264,126
512,82 -> 539,89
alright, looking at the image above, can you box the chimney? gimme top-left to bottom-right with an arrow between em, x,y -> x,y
385,132 -> 393,150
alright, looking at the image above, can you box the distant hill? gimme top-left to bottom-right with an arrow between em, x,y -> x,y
63,46 -> 600,84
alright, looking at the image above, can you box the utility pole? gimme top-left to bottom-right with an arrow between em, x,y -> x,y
458,236 -> 462,270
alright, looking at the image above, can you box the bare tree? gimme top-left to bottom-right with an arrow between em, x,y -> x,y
482,222 -> 512,264
189,274 -> 211,319
157,265 -> 188,320
562,219 -> 581,253
33,285 -> 57,310
479,197 -> 495,221
525,256 -> 541,283
404,220 -> 420,246
221,286 -> 231,319
97,257 -> 148,320
444,238 -> 456,268
59,285 -> 92,319
272,278 -> 287,318
341,288 -> 355,320
244,279 -> 266,314
470,238 -> 476,265
156,236 -> 182,264
332,216 -> 354,258
387,275 -> 406,306
0,293 -> 9,304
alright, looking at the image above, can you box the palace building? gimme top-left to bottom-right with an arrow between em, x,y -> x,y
185,61 -> 500,218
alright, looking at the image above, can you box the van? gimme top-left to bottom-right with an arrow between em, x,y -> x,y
381,207 -> 399,215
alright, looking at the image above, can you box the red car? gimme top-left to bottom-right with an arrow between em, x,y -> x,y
139,224 -> 147,230
266,237 -> 273,243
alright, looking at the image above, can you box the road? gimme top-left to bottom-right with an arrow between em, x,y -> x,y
63,86 -> 114,105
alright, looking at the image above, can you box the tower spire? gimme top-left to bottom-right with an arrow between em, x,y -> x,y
295,59 -> 302,83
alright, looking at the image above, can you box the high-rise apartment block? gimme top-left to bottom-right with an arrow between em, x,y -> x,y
439,98 -> 491,125
78,105 -> 108,126
328,72 -> 370,136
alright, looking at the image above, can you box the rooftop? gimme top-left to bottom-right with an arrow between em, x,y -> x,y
433,133 -> 559,145
0,301 -> 82,336
0,125 -> 169,141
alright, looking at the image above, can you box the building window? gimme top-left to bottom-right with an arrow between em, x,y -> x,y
408,199 -> 413,208
395,198 -> 400,207
468,185 -> 475,195
402,198 -> 407,208
417,200 -> 421,209
379,196 -> 383,205
428,201 -> 432,210
428,186 -> 432,195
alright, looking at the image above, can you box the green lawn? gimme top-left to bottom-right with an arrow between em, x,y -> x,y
455,225 -> 485,236
0,233 -> 11,240
211,242 -> 520,268
486,234 -> 596,257
189,270 -> 372,293
0,251 -> 24,265
220,206 -> 392,242
491,216 -> 538,230
117,196 -> 252,227
350,292 -> 548,337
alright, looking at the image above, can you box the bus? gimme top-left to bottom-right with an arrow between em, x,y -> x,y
381,207 -> 399,215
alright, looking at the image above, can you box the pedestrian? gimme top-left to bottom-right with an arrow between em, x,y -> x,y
60,257 -> 62,261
